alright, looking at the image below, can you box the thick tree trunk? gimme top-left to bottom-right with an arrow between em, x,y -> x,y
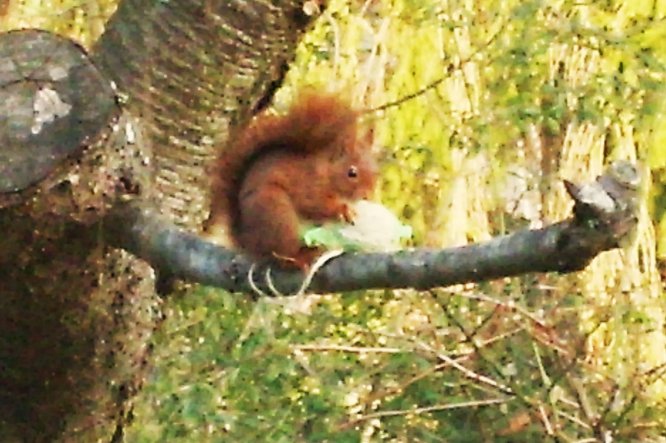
0,1 -> 313,441
92,0 -> 312,228
0,29 -> 160,442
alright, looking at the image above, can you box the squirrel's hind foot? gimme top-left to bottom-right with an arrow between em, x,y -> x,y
247,249 -> 345,297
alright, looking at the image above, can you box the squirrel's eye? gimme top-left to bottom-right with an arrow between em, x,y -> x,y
347,166 -> 358,178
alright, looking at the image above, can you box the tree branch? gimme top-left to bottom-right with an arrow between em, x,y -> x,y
106,161 -> 640,295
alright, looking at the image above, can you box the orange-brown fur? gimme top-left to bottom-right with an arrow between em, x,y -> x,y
207,92 -> 376,269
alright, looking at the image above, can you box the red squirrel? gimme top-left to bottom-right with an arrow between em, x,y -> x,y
206,92 -> 377,270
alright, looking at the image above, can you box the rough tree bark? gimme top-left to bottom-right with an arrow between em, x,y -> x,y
91,0 -> 312,228
0,1 -> 314,441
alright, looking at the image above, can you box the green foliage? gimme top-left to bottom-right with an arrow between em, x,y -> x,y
0,0 -> 117,46
131,283 -> 666,441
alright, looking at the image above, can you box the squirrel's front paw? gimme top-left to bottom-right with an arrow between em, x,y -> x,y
340,204 -> 356,224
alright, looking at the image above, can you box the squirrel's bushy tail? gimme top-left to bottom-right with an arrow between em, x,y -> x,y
206,92 -> 359,238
